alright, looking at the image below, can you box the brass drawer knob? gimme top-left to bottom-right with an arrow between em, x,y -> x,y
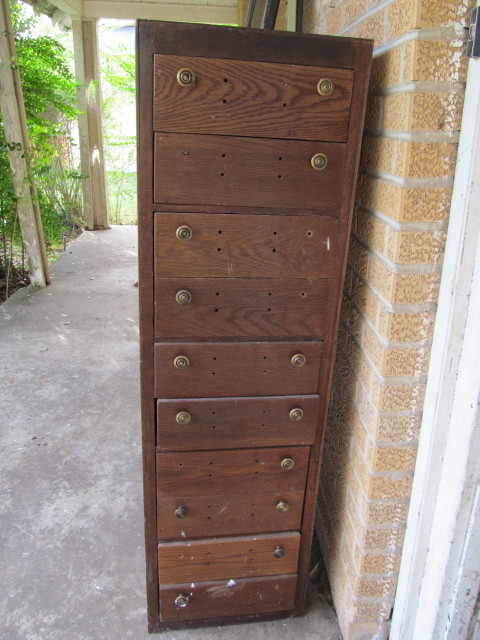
176,411 -> 191,425
174,355 -> 190,369
175,506 -> 188,519
176,289 -> 192,305
276,500 -> 290,512
273,546 -> 285,559
317,77 -> 334,96
291,353 -> 306,367
177,68 -> 195,87
311,153 -> 328,171
289,408 -> 304,421
176,225 -> 192,241
281,457 -> 295,470
175,593 -> 189,607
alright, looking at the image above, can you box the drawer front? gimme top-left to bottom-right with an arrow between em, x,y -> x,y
157,490 -> 304,539
155,213 -> 338,279
155,278 -> 332,339
156,395 -> 319,451
158,532 -> 300,583
154,54 -> 353,142
154,341 -> 323,398
156,446 -> 310,496
154,133 -> 345,212
159,574 -> 297,622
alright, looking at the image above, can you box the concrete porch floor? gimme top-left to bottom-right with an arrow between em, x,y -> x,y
0,227 -> 342,640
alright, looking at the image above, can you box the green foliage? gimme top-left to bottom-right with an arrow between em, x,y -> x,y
100,36 -> 137,223
0,3 -> 82,299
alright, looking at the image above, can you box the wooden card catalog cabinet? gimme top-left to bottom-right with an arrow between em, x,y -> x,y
137,20 -> 372,632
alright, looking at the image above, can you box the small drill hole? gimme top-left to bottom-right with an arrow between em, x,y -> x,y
179,463 -> 183,467
283,103 -> 287,107
222,99 -> 227,104
207,516 -> 211,520
272,248 -> 277,253
262,410 -> 266,414
268,292 -> 272,296
208,474 -> 213,478
212,357 -> 217,360
301,292 -> 306,297
267,308 -> 272,311
278,175 -> 282,179
216,292 -> 220,296
217,247 -> 222,251
221,154 -> 225,158
212,411 -> 216,415
220,172 -> 225,176
278,157 -> 282,161
223,78 -> 228,83
214,308 -> 219,312
307,231 -> 313,237
212,425 -> 217,430
273,231 -> 277,235
211,372 -> 216,375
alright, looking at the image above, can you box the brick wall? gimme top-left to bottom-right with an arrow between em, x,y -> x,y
302,1 -> 473,638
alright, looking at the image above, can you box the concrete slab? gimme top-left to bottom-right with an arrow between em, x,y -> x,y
0,227 -> 342,640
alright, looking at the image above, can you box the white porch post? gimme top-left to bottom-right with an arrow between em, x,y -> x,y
72,17 -> 109,230
0,0 -> 50,287
390,8 -> 480,638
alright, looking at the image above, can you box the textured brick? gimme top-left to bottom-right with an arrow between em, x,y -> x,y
383,93 -> 411,131
367,443 -> 418,472
387,0 -> 418,40
325,4 -> 344,33
401,141 -> 457,179
418,0 -> 475,28
363,325 -> 431,376
392,270 -> 440,305
344,0 -> 369,24
348,234 -> 370,278
361,136 -> 395,174
376,380 -> 426,413
402,186 -> 452,222
386,228 -> 446,264
414,40 -> 469,83
355,208 -> 387,255
356,9 -> 387,46
378,307 -> 435,343
411,92 -> 465,132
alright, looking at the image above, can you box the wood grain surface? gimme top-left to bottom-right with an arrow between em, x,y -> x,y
156,446 -> 309,496
154,213 -> 338,279
159,574 -> 297,622
156,395 -> 319,451
158,532 -> 300,583
154,133 -> 345,211
154,341 -> 323,397
157,490 -> 305,539
153,54 -> 353,141
154,278 -> 332,339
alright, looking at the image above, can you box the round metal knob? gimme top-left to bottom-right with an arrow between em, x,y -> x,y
177,68 -> 195,87
289,408 -> 304,422
291,353 -> 306,367
317,78 -> 334,96
175,506 -> 188,519
176,289 -> 192,305
174,355 -> 190,369
276,500 -> 290,512
176,225 -> 192,241
310,153 -> 328,171
175,594 -> 189,607
281,457 -> 295,470
273,546 -> 285,559
176,411 -> 191,425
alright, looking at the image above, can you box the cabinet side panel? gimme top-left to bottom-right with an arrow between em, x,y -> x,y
136,20 -> 159,632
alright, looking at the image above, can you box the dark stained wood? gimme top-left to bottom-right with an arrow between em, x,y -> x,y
159,574 -> 297,622
155,278 -> 332,339
137,18 -> 372,631
156,395 -> 319,451
154,54 -> 353,141
154,213 -> 338,279
154,133 -> 345,211
157,491 -> 304,539
136,20 -> 160,633
154,341 -> 323,397
149,20 -> 372,70
156,446 -> 310,496
158,532 -> 301,583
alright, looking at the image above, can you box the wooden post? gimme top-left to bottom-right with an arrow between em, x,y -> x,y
72,17 -> 109,230
0,0 -> 50,287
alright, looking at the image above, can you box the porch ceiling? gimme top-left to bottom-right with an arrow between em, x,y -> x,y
25,0 -> 238,28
